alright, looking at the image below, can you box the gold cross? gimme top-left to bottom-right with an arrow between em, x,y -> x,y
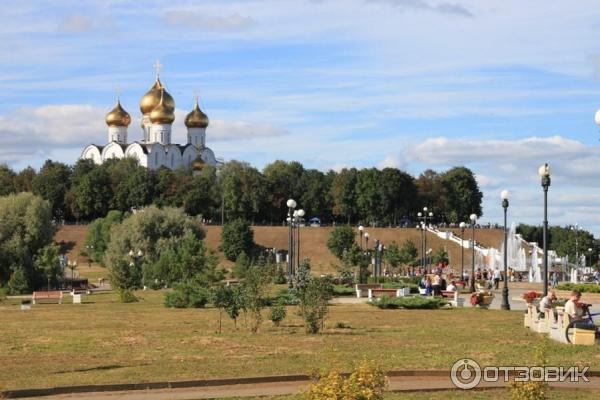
153,59 -> 162,77
115,85 -> 121,102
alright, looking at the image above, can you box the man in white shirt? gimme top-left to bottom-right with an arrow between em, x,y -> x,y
564,290 -> 585,323
492,268 -> 501,290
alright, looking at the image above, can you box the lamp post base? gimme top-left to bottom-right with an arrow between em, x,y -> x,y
500,286 -> 510,310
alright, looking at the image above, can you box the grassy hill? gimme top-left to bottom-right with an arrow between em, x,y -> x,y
55,224 -> 505,276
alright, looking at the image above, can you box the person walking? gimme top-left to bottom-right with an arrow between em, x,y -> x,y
493,268 -> 501,290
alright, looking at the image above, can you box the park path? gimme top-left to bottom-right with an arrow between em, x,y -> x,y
13,376 -> 600,400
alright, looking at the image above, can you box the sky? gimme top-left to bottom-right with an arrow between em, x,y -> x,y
1,0 -> 600,233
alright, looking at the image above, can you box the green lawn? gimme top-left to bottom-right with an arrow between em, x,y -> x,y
0,290 -> 598,391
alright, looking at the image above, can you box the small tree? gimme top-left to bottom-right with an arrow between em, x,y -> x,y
294,257 -> 312,292
343,244 -> 369,284
269,303 -> 287,327
399,239 -> 419,273
432,247 -> 449,267
35,244 -> 62,290
384,241 -> 401,274
212,285 -> 230,334
327,225 -> 356,260
298,277 -> 333,334
243,266 -> 270,333
220,219 -> 255,261
7,266 -> 29,295
233,251 -> 251,278
225,285 -> 245,329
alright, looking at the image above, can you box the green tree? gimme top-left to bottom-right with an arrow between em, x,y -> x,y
220,161 -> 266,222
0,164 -> 16,196
14,166 -> 36,192
7,266 -> 30,295
262,160 -> 305,222
431,247 -> 449,266
379,168 -> 417,226
441,167 -> 483,222
32,160 -> 72,221
343,244 -> 370,283
71,168 -> 113,220
269,303 -> 287,327
233,251 -> 251,278
242,266 -> 270,333
0,192 -> 55,288
327,225 -> 356,260
220,219 -> 255,261
297,277 -> 333,334
356,168 -> 383,225
415,169 -> 445,221
399,239 -> 419,273
35,244 -> 62,290
330,168 -> 358,223
182,166 -> 218,217
384,241 -> 402,273
84,210 -> 125,264
299,169 -> 332,222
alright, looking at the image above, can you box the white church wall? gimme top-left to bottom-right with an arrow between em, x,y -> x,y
101,142 -> 125,161
81,145 -> 102,165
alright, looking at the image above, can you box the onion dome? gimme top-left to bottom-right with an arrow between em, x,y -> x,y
185,98 -> 209,129
191,157 -> 205,171
149,89 -> 175,124
139,77 -> 175,115
105,100 -> 131,127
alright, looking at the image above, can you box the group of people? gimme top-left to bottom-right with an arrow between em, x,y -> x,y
419,273 -> 459,296
538,289 -> 590,326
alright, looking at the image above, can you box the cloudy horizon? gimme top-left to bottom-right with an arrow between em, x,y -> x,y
1,0 -> 600,234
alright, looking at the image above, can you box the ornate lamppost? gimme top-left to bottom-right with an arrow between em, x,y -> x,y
500,190 -> 510,310
417,207 -> 433,273
296,209 -> 305,269
469,213 -> 477,293
286,198 -> 297,288
538,163 -> 551,297
459,222 -> 466,283
358,225 -> 364,250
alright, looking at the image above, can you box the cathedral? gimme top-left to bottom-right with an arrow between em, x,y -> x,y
81,68 -> 218,170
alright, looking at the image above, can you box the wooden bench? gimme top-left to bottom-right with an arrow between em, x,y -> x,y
368,288 -> 403,299
355,284 -> 382,298
32,291 -> 63,305
440,290 -> 463,307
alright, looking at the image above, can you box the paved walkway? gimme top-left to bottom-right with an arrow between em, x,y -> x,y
14,375 -> 600,399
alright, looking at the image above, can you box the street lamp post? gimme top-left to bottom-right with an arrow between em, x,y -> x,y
286,199 -> 297,288
588,248 -> 593,270
459,222 -> 466,283
374,239 -> 380,281
296,209 -> 305,269
358,225 -> 364,249
365,232 -> 369,251
501,190 -> 510,310
538,163 -> 551,297
469,213 -> 477,293
417,208 -> 433,273
571,223 -> 579,281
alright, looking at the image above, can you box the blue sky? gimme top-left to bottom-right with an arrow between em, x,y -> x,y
2,0 -> 600,234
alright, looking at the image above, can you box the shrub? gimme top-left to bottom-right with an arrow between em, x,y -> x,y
298,277 -> 333,334
306,358 -> 387,400
334,321 -> 351,329
333,285 -> 355,296
7,266 -> 30,295
233,251 -> 251,278
164,282 -> 210,308
269,303 -> 287,326
274,288 -> 300,305
555,283 -> 600,293
326,225 -> 356,260
220,219 -> 255,261
371,295 -> 447,310
118,289 -> 139,303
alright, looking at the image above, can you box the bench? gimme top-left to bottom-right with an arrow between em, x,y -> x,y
355,284 -> 382,298
368,288 -> 403,300
440,290 -> 464,307
32,291 -> 63,305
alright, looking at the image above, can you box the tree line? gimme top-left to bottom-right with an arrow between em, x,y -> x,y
0,158 -> 483,225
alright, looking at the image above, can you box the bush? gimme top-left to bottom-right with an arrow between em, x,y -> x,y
274,288 -> 300,305
298,277 -> 333,334
371,295 -> 447,310
233,251 -> 251,278
326,225 -> 356,260
164,282 -> 210,308
269,303 -> 287,326
220,219 -> 255,261
333,285 -> 355,296
306,358 -> 386,400
118,289 -> 139,303
381,282 -> 419,293
555,283 -> 600,293
7,266 -> 30,295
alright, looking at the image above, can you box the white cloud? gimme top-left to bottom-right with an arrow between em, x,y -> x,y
378,154 -> 403,169
367,0 -> 474,18
57,14 -> 94,33
164,11 -> 256,30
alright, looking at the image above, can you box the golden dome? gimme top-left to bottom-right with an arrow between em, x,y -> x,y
139,77 -> 175,115
105,100 -> 131,127
191,158 -> 205,171
184,99 -> 209,129
149,89 -> 175,124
